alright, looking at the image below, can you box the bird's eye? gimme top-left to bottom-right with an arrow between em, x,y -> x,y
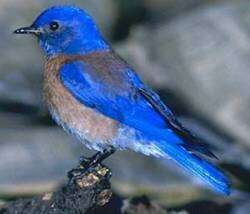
49,21 -> 59,31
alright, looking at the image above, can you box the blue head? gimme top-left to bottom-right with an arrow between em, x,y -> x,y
14,6 -> 110,56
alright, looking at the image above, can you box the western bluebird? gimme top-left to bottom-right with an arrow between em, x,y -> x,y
14,5 -> 230,195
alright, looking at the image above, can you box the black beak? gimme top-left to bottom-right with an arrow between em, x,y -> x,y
13,26 -> 41,36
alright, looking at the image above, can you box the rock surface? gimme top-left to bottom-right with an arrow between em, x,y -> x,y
0,163 -> 112,214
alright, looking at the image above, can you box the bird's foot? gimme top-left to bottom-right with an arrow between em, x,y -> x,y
67,162 -> 111,187
67,158 -> 94,184
67,147 -> 115,185
79,156 -> 94,168
79,147 -> 116,170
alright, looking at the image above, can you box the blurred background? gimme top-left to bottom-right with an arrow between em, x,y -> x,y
0,0 -> 250,213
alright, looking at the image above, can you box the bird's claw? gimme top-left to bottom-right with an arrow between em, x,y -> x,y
68,149 -> 115,185
79,156 -> 93,168
67,162 -> 111,186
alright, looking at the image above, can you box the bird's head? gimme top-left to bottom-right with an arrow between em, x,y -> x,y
14,6 -> 109,56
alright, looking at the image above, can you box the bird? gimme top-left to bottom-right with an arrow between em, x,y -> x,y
14,5 -> 230,195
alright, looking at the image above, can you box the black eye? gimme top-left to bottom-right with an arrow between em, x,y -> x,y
49,21 -> 59,31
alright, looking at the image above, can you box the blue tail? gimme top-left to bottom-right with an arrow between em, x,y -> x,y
155,139 -> 230,195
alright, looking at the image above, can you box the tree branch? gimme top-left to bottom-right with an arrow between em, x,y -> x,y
0,164 -> 112,214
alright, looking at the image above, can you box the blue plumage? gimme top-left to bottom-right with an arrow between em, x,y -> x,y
32,6 -> 109,56
60,58 -> 230,195
14,5 -> 230,195
60,61 -> 167,130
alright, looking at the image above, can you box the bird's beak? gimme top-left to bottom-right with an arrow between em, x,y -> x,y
13,26 -> 41,36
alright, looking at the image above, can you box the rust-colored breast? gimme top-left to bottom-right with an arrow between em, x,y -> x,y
43,54 -> 118,145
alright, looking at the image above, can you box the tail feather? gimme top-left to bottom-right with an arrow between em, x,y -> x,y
156,141 -> 230,195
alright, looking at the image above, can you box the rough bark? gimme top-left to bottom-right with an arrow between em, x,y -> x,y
0,164 -> 112,214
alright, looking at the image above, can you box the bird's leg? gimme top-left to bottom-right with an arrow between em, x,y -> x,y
68,147 -> 115,182
83,146 -> 116,168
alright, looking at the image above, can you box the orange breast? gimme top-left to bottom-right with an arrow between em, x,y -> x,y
43,55 -> 118,145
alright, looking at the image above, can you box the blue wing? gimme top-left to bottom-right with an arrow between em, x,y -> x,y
59,59 -> 230,195
59,60 -> 214,158
60,61 -> 168,132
